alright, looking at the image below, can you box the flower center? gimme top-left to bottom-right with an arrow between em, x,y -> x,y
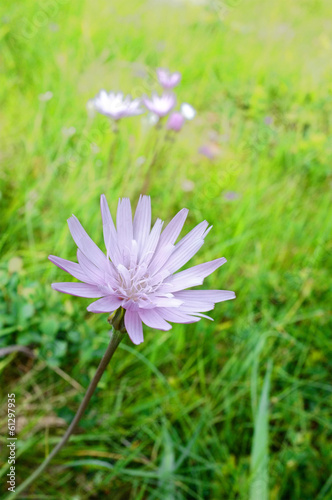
115,264 -> 162,302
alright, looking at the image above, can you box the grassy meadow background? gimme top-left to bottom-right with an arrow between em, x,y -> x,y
0,0 -> 331,498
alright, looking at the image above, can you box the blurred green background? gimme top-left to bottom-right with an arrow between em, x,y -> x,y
0,0 -> 331,498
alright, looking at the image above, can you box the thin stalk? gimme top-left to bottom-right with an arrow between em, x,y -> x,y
9,328 -> 125,499
141,130 -> 170,195
108,121 -> 119,175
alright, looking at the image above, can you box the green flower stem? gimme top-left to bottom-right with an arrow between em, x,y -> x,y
141,130 -> 169,195
108,121 -> 119,173
9,328 -> 125,499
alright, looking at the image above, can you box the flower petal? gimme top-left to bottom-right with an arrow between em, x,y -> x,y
175,290 -> 236,305
138,308 -> 172,331
139,218 -> 164,266
190,312 -> 213,321
171,72 -> 181,86
77,249 -> 106,284
165,257 -> 227,292
124,310 -> 144,345
157,208 -> 188,248
181,103 -> 196,120
48,255 -> 90,283
67,215 -> 107,271
178,301 -> 215,313
173,221 -> 209,252
157,307 -> 201,324
165,221 -> 212,275
164,238 -> 205,274
148,243 -> 175,276
87,296 -> 123,313
133,195 -> 151,258
117,264 -> 131,289
100,194 -> 121,266
149,296 -> 183,308
151,208 -> 188,268
51,282 -> 103,298
116,198 -> 133,263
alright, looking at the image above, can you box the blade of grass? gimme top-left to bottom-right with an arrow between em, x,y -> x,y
249,359 -> 273,500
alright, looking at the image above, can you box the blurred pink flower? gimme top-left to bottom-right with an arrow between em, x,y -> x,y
198,142 -> 222,160
157,68 -> 181,89
167,111 -> 185,132
143,92 -> 176,118
223,191 -> 240,201
264,116 -> 274,125
91,90 -> 144,120
49,195 -> 235,345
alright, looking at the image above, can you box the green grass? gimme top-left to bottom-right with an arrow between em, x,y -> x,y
0,0 -> 331,498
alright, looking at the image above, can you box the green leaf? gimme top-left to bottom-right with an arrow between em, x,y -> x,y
158,425 -> 176,500
40,318 -> 58,337
20,303 -> 35,320
54,340 -> 67,358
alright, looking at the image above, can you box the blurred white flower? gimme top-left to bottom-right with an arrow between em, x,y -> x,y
142,92 -> 176,117
181,103 -> 196,120
38,91 -> 53,102
92,91 -> 144,120
181,179 -> 195,192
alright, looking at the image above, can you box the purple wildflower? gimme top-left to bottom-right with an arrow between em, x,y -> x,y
142,92 -> 176,118
198,144 -> 218,160
264,116 -> 274,126
92,90 -> 144,120
157,68 -> 181,89
167,111 -> 185,132
49,195 -> 235,345
223,191 -> 240,201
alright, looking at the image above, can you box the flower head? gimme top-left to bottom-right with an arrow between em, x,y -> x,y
157,68 -> 181,89
91,90 -> 144,120
49,195 -> 235,345
142,92 -> 176,118
167,111 -> 185,132
180,102 -> 196,120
